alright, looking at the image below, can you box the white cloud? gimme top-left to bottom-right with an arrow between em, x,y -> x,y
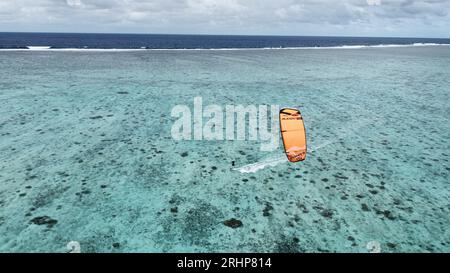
0,0 -> 449,37
367,0 -> 381,6
66,0 -> 82,7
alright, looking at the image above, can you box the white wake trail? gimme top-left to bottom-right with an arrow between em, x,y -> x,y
233,141 -> 332,174
234,155 -> 287,174
234,116 -> 384,174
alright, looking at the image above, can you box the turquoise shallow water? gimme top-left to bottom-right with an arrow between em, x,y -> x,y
0,47 -> 449,252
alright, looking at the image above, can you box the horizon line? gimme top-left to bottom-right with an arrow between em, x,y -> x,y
0,31 -> 449,40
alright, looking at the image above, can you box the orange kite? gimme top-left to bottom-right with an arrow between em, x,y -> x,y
279,108 -> 307,162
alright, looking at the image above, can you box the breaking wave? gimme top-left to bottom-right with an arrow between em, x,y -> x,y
0,43 -> 449,52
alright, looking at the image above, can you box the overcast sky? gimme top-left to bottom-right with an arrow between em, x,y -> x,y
0,0 -> 449,37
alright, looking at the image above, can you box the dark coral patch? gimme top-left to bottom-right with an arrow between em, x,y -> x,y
30,216 -> 58,228
320,209 -> 334,218
263,203 -> 274,217
223,218 -> 243,228
361,203 -> 370,212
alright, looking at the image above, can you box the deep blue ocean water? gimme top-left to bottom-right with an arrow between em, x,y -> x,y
1,32 -> 450,49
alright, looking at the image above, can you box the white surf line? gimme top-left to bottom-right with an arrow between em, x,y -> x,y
234,116 -> 386,174
2,43 -> 449,52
